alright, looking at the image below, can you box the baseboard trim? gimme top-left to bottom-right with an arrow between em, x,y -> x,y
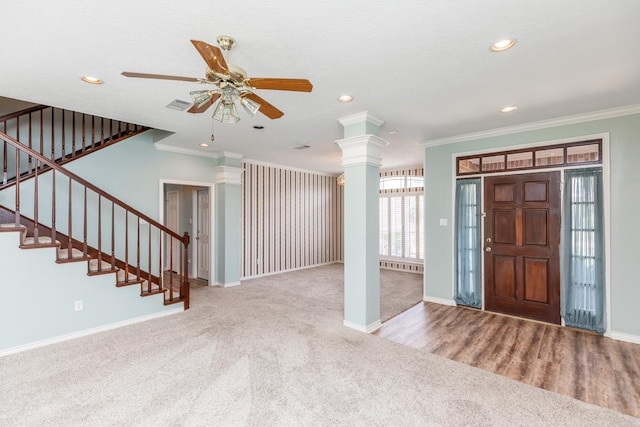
608,331 -> 640,345
423,296 -> 457,306
0,307 -> 184,358
223,281 -> 241,288
241,261 -> 339,280
343,319 -> 382,334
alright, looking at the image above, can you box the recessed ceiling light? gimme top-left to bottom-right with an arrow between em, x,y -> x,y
490,39 -> 516,52
81,75 -> 103,84
199,143 -> 210,148
500,106 -> 518,113
337,95 -> 353,102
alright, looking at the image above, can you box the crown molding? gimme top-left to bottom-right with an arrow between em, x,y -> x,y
154,143 -> 243,160
421,103 -> 640,147
241,158 -> 337,176
338,111 -> 384,128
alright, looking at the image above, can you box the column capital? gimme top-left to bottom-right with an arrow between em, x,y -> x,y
336,134 -> 390,167
338,111 -> 384,128
213,165 -> 243,185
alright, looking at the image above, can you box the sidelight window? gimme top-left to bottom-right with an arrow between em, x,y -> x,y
561,168 -> 605,333
454,179 -> 482,308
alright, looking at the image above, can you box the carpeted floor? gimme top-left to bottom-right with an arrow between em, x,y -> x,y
0,263 -> 637,426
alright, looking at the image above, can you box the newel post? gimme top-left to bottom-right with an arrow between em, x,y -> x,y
182,231 -> 190,309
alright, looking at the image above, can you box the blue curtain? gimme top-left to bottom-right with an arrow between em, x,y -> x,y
561,168 -> 605,333
455,179 -> 482,308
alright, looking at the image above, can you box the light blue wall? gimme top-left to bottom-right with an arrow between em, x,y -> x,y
215,183 -> 241,285
0,130 -> 234,352
343,163 -> 380,327
65,132 -> 218,221
343,122 -> 380,139
0,232 -> 177,353
423,113 -> 640,337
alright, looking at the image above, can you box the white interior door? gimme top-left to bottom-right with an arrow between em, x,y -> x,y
166,190 -> 181,273
197,189 -> 210,280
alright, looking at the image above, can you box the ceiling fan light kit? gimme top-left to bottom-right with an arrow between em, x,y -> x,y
122,35 -> 313,125
213,101 -> 241,124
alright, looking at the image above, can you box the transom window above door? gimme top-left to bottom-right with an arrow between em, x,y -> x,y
457,140 -> 602,176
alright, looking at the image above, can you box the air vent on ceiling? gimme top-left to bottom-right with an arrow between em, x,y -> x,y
166,99 -> 192,111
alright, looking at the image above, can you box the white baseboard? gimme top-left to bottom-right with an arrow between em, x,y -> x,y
608,331 -> 640,345
241,261 -> 339,280
223,281 -> 241,288
343,319 -> 382,334
423,295 -> 457,306
0,307 -> 184,358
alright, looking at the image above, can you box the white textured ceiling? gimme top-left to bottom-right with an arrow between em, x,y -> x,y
2,1 -> 640,174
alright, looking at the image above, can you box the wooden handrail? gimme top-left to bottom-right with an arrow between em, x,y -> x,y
1,130 -> 190,308
1,105 -> 148,189
0,132 -> 181,241
0,105 -> 49,123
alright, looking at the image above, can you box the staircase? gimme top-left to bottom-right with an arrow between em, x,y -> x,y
0,107 -> 190,313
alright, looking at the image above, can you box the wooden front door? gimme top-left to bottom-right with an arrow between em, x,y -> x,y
484,172 -> 561,324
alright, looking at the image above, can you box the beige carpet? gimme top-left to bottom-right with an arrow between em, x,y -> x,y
0,263 -> 637,426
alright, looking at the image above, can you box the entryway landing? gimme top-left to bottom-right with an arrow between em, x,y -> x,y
374,301 -> 640,418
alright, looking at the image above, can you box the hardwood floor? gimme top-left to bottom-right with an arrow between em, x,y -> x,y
374,302 -> 640,418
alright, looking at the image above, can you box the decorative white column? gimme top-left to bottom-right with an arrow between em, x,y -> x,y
336,112 -> 388,333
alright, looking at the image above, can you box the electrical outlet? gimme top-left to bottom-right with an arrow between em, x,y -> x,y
74,301 -> 83,311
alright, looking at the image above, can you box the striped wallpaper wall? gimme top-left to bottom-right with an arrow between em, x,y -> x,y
241,162 -> 343,278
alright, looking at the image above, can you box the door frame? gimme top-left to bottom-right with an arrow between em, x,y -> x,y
165,190 -> 181,273
159,179 -> 215,285
448,133 -> 611,335
195,188 -> 210,280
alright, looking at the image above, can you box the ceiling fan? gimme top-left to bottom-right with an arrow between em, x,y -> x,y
121,36 -> 313,122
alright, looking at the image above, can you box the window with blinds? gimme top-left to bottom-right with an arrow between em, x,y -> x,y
379,192 -> 424,261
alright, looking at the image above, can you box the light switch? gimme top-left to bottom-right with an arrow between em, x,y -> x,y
439,218 -> 448,226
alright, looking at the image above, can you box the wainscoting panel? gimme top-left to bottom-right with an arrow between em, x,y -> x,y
242,162 -> 343,278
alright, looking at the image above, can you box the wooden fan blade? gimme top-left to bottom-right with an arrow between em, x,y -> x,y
242,93 -> 284,119
190,40 -> 229,76
187,93 -> 221,114
246,78 -> 313,92
121,71 -> 199,82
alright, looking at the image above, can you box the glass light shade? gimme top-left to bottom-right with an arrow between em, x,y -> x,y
240,97 -> 261,117
190,90 -> 212,107
213,101 -> 241,123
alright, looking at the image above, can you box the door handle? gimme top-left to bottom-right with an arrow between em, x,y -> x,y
196,236 -> 200,240
485,247 -> 492,252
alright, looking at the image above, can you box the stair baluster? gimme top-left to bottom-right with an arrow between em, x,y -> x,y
0,131 -> 189,308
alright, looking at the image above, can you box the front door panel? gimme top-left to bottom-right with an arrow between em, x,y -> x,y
484,172 -> 561,324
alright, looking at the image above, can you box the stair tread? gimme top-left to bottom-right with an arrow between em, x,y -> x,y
0,223 -> 25,230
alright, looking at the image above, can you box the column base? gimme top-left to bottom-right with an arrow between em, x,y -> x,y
343,319 -> 382,333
